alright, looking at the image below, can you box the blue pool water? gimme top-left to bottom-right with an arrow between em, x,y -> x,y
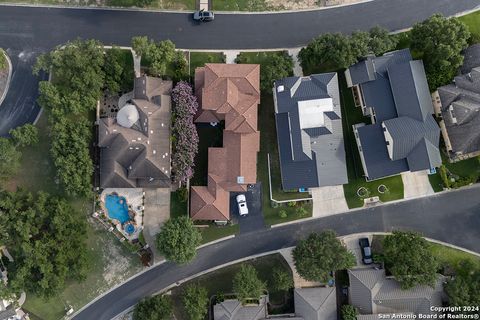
124,223 -> 135,235
105,194 -> 130,224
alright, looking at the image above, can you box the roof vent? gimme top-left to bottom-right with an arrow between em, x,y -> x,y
237,176 -> 245,184
277,85 -> 285,93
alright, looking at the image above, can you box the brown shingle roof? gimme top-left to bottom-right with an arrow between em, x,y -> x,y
99,76 -> 172,188
190,64 -> 260,220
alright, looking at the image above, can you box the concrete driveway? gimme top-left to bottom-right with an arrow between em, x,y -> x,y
401,170 -> 434,199
143,188 -> 170,261
230,183 -> 265,234
342,234 -> 373,268
311,185 -> 349,218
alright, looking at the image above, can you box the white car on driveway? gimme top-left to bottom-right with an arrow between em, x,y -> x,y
236,194 -> 249,216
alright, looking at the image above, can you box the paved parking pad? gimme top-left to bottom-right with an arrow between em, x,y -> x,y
230,183 -> 265,234
402,170 -> 434,199
311,185 -> 349,218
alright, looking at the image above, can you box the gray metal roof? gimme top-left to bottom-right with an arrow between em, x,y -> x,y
348,269 -> 444,317
274,73 -> 348,190
345,49 -> 441,179
387,60 -> 433,122
357,124 -> 409,180
438,67 -> 480,155
213,296 -> 268,320
294,287 -> 337,320
461,44 -> 480,74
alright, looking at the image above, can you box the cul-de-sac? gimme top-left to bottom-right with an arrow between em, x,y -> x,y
0,1 -> 479,320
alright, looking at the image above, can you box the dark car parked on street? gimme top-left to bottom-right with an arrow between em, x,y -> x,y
193,10 -> 214,22
359,237 -> 373,264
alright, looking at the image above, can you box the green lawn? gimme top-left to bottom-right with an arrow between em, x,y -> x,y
171,253 -> 294,319
189,51 -> 225,78
199,224 -> 240,244
236,51 -> 286,65
430,243 -> 480,271
459,10 -> 480,43
8,110 -> 141,320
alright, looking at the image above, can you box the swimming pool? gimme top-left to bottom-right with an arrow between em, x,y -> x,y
105,194 -> 130,224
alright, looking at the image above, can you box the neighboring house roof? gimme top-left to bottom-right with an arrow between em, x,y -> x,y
273,73 -> 348,190
294,287 -> 337,320
348,269 -> 444,316
345,49 -> 441,180
190,64 -> 260,221
0,309 -> 16,320
98,76 -> 172,188
438,67 -> 480,156
213,296 -> 268,320
461,44 -> 480,74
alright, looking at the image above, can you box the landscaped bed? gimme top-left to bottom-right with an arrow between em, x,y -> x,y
170,253 -> 294,319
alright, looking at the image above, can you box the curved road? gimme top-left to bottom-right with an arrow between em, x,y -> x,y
74,185 -> 480,320
0,0 -> 479,134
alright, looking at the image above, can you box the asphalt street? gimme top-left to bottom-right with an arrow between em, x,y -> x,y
74,184 -> 480,320
0,0 -> 479,134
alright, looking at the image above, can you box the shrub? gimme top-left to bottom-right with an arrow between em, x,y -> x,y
296,206 -> 308,217
278,210 -> 287,218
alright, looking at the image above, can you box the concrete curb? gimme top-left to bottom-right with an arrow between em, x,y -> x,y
0,49 -> 12,108
197,234 -> 236,249
271,183 -> 480,228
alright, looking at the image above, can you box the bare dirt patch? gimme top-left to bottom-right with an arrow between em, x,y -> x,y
264,0 -> 363,11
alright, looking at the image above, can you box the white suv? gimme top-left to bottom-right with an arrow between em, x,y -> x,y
236,194 -> 249,216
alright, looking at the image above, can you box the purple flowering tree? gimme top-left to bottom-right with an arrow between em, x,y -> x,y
171,81 -> 199,184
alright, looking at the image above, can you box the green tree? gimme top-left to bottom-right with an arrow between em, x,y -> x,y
33,39 -> 105,114
411,14 -> 470,89
156,216 -> 202,264
49,115 -> 93,197
149,40 -> 177,76
232,264 -> 266,303
368,26 -> 398,56
104,47 -> 125,94
0,189 -> 89,298
0,138 -> 21,182
293,230 -> 355,282
172,51 -> 188,81
133,295 -> 173,320
34,39 -> 103,197
299,33 -> 357,71
350,31 -> 371,59
383,231 -> 439,289
341,305 -> 358,320
271,268 -> 293,292
131,36 -> 152,57
182,284 -> 209,320
445,260 -> 480,306
260,52 -> 294,91
9,124 -> 39,147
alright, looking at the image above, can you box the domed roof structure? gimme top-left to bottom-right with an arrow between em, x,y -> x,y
117,104 -> 139,128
